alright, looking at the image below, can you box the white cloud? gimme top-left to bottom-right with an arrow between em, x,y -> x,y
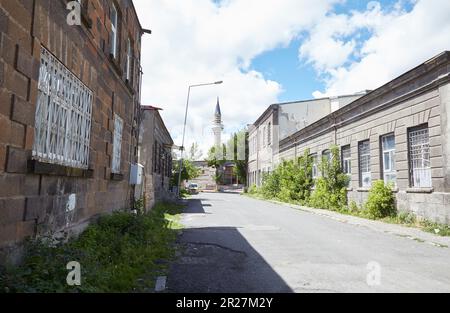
301,0 -> 450,97
133,0 -> 338,157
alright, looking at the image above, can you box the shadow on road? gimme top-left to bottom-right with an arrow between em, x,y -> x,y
168,199 -> 292,293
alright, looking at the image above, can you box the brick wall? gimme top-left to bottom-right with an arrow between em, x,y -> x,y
0,0 -> 143,254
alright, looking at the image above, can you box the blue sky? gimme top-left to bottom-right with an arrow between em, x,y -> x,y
249,0 -> 417,102
134,0 -> 450,154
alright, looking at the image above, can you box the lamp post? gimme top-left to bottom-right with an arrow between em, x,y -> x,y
177,81 -> 223,198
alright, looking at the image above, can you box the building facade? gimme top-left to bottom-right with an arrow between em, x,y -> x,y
188,161 -> 216,191
275,52 -> 450,224
0,0 -> 145,258
138,106 -> 174,210
248,93 -> 366,187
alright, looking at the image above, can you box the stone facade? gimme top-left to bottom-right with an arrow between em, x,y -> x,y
276,51 -> 450,224
0,0 -> 144,258
138,106 -> 174,210
188,161 -> 216,191
248,94 -> 365,187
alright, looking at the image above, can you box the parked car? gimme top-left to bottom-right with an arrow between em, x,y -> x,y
187,183 -> 199,194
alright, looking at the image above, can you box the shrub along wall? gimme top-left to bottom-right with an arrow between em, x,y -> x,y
250,145 -> 397,219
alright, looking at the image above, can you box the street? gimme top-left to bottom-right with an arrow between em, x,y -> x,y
167,192 -> 450,293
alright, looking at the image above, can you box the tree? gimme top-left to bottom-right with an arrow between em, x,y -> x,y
231,130 -> 249,185
170,159 -> 200,187
188,142 -> 203,161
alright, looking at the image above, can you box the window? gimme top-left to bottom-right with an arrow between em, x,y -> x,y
112,114 -> 123,174
408,126 -> 431,188
33,47 -> 93,169
262,127 -> 266,147
341,145 -> 351,186
126,38 -> 132,81
322,150 -> 331,162
311,154 -> 319,179
268,122 -> 272,146
358,140 -> 371,188
110,3 -> 118,58
381,134 -> 397,186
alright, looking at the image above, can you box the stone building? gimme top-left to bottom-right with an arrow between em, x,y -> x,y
188,161 -> 216,191
248,93 -> 366,187
255,51 -> 450,224
138,106 -> 174,210
0,0 -> 147,259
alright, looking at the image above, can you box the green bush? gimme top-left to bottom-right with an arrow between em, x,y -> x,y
365,180 -> 396,219
247,184 -> 258,195
309,146 -> 349,210
0,202 -> 183,293
259,150 -> 314,204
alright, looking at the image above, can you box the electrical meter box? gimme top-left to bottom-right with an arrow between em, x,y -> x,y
130,163 -> 144,185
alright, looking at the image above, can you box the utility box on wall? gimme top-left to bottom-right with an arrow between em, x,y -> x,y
130,163 -> 144,185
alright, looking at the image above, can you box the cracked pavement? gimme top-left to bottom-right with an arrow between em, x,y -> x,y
166,193 -> 450,293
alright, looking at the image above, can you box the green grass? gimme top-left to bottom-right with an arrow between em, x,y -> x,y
0,202 -> 184,293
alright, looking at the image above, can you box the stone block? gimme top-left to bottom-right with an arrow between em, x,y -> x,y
6,146 -> 30,173
0,197 -> 26,225
11,95 -> 35,126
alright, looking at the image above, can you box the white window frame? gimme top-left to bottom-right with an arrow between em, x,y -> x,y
381,134 -> 397,186
359,140 -> 371,188
112,114 -> 123,174
110,3 -> 118,58
408,126 -> 431,188
126,37 -> 131,81
311,154 -> 318,180
341,145 -> 351,186
33,47 -> 93,169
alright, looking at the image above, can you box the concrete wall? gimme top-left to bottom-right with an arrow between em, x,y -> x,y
0,0 -> 143,257
278,52 -> 450,224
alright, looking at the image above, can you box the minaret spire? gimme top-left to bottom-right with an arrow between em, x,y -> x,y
212,97 -> 224,150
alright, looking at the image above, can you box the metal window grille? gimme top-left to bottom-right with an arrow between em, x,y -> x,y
381,134 -> 397,186
341,146 -> 351,175
311,154 -> 318,179
409,127 -> 431,187
359,141 -> 371,187
33,47 -> 93,169
112,114 -> 123,174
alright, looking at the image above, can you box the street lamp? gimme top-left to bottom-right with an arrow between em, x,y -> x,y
177,81 -> 223,198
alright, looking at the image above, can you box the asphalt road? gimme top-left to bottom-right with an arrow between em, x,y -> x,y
167,192 -> 450,293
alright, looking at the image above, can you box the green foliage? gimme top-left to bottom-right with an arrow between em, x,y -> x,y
247,184 -> 258,195
259,150 -> 314,204
0,202 -> 184,293
365,180 -> 396,219
171,159 -> 200,187
309,146 -> 349,210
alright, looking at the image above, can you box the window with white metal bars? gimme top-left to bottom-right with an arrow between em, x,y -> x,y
381,134 -> 397,186
341,145 -> 351,187
311,154 -> 318,179
408,126 -> 431,188
358,140 -> 371,188
112,114 -> 123,174
33,47 -> 93,169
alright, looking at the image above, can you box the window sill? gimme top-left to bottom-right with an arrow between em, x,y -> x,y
357,187 -> 370,192
110,173 -> 124,181
406,187 -> 434,194
28,160 -> 94,178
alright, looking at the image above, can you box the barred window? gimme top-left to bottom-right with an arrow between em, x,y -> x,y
33,47 -> 93,169
408,126 -> 431,188
341,145 -> 351,187
311,154 -> 318,179
112,114 -> 123,174
359,140 -> 371,188
381,134 -> 397,186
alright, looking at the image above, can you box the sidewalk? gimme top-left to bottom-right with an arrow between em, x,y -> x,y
252,197 -> 450,248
